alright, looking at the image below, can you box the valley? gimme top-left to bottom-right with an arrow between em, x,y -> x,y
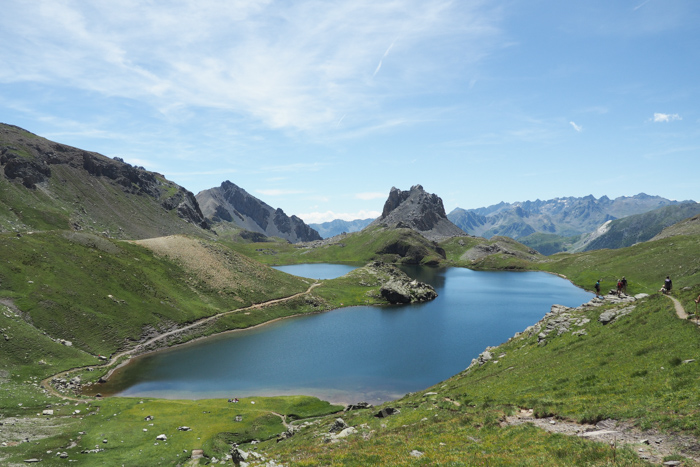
0,125 -> 699,465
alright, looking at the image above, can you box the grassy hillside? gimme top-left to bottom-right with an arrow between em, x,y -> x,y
0,232 -> 311,358
226,226 -> 449,266
0,123 -> 209,239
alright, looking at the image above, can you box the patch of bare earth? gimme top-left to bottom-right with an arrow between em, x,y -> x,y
134,235 -> 262,291
505,409 -> 700,465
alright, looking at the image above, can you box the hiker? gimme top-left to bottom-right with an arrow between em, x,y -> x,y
616,279 -> 623,297
660,276 -> 672,294
594,279 -> 602,298
695,295 -> 700,313
621,276 -> 627,295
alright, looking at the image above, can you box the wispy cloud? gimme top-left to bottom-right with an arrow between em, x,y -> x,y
373,41 -> 395,78
355,192 -> 387,200
569,121 -> 583,132
633,0 -> 652,11
299,210 -> 380,224
653,113 -> 682,123
0,1 -> 502,133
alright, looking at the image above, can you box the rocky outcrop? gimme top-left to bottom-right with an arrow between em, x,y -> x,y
364,261 -> 437,304
367,185 -> 467,241
196,181 -> 322,243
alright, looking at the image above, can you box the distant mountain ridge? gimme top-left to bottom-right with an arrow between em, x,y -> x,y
448,194 -> 688,240
196,181 -> 322,243
0,123 -> 209,239
367,185 -> 466,241
575,202 -> 700,252
309,218 -> 374,239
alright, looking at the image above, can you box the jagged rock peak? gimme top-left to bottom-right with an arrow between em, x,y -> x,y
369,185 -> 466,241
196,180 -> 322,243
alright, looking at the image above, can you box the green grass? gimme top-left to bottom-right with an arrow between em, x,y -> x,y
0,396 -> 342,466
224,227 -> 447,266
0,231 -> 310,357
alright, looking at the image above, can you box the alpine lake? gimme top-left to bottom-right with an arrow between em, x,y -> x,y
96,265 -> 593,405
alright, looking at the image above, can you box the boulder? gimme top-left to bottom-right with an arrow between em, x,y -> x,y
375,407 -> 401,418
329,418 -> 348,433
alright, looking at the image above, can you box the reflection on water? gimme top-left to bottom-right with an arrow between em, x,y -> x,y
100,265 -> 592,405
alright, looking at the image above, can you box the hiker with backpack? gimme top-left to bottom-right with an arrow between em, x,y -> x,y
660,276 -> 672,295
595,279 -> 602,299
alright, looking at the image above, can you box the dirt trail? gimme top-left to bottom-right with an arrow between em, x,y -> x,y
665,294 -> 700,326
40,282 -> 321,401
505,410 -> 700,465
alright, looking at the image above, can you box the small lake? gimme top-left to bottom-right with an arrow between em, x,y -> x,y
104,265 -> 592,405
272,263 -> 358,279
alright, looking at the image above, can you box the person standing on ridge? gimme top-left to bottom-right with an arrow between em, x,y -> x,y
621,276 -> 627,295
595,279 -> 602,299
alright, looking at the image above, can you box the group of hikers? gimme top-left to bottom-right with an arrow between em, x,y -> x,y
594,276 -> 627,299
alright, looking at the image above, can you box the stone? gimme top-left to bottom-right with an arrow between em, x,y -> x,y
375,407 -> 400,418
191,449 -> 204,459
231,447 -> 249,463
345,402 -> 373,411
410,450 -> 424,458
177,426 -> 191,431
329,418 -> 348,433
156,434 -> 167,441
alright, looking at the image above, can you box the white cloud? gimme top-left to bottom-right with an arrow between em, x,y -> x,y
569,121 -> 583,132
653,113 -> 682,122
0,0 -> 502,132
298,210 -> 381,224
355,192 -> 387,200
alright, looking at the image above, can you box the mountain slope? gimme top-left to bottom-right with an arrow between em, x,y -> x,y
0,123 -> 209,239
367,184 -> 466,241
196,180 -> 321,243
578,202 -> 700,252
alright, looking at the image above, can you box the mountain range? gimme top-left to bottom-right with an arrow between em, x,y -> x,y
447,194 -> 685,239
308,218 -> 374,239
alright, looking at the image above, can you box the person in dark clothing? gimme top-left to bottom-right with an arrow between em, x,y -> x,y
621,276 -> 627,295
660,276 -> 672,294
595,279 -> 602,298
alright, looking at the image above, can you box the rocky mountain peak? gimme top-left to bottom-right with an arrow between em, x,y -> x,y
196,181 -> 322,243
368,185 -> 466,241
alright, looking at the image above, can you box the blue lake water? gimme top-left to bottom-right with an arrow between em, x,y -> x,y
272,263 -> 358,279
108,265 -> 592,404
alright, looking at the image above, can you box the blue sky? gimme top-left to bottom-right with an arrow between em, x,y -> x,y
2,1 -> 698,223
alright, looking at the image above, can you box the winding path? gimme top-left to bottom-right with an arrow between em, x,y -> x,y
41,282 -> 322,401
664,294 -> 699,325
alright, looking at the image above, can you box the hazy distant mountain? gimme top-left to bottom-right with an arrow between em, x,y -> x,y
196,181 -> 322,243
309,218 -> 374,239
448,194 -> 687,240
367,185 -> 466,241
576,202 -> 700,252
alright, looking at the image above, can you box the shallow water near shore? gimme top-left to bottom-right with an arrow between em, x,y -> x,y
103,265 -> 592,405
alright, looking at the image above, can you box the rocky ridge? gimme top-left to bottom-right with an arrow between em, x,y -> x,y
0,123 -> 209,238
367,185 -> 467,241
196,180 -> 321,243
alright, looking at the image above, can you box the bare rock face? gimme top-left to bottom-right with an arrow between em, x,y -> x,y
368,185 -> 466,241
196,181 -> 322,243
